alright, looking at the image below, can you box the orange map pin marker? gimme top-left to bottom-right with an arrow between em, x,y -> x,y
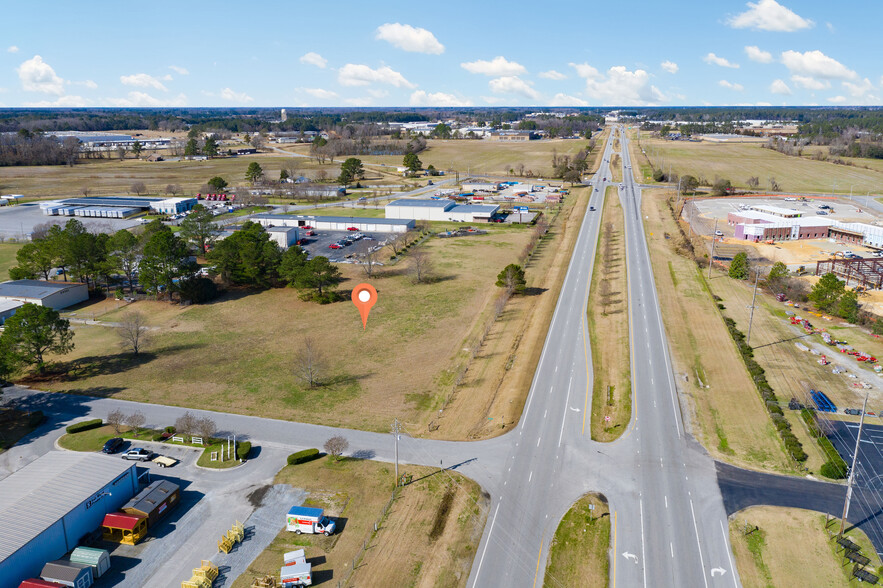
352,283 -> 377,330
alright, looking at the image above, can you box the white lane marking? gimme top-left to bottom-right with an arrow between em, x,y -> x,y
720,519 -> 738,588
472,501 -> 501,588
544,410 -> 547,419
529,471 -> 533,482
664,495 -> 668,508
558,377 -> 573,447
640,498 -> 647,587
689,499 -> 710,588
537,437 -> 541,447
671,542 -> 674,558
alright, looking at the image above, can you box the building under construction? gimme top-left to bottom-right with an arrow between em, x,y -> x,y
816,257 -> 883,289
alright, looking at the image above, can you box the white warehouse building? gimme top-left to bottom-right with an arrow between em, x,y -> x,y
385,199 -> 500,222
0,280 -> 89,310
252,214 -> 415,233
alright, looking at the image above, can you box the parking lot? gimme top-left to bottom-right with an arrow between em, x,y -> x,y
298,228 -> 386,263
0,202 -> 142,240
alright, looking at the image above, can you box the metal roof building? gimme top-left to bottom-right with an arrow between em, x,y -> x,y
0,452 -> 139,588
385,199 -> 501,222
252,213 -> 414,234
0,280 -> 89,310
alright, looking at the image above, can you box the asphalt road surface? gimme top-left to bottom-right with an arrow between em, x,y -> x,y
1,127 -> 743,587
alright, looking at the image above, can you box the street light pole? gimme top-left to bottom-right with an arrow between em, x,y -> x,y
708,219 -> 718,279
840,394 -> 870,536
746,269 -> 760,346
391,418 -> 401,485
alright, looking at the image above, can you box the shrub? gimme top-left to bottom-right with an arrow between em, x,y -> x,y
152,432 -> 166,442
66,419 -> 103,434
237,441 -> 252,460
821,460 -> 847,479
165,425 -> 176,434
288,448 -> 320,465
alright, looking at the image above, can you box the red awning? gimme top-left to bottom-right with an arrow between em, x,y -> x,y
102,511 -> 143,530
19,580 -> 67,588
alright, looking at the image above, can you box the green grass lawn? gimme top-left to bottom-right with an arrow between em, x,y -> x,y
57,424 -> 151,451
0,243 -> 22,280
195,442 -> 243,468
545,494 -> 610,588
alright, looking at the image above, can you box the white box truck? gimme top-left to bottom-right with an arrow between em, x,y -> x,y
286,506 -> 336,536
280,562 -> 312,586
284,549 -> 306,566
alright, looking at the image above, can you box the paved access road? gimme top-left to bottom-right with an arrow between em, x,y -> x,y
2,127 -> 742,587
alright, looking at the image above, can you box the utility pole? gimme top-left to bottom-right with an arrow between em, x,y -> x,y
708,219 -> 718,279
840,394 -> 870,536
746,269 -> 760,346
391,418 -> 401,485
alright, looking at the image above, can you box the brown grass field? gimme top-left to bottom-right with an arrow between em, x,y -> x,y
634,135 -> 883,194
588,187 -> 630,442
640,188 -> 796,472
231,456 -> 486,588
544,493 -> 610,588
729,506 -> 882,587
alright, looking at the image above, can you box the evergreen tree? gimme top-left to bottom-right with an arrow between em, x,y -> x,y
728,252 -> 749,280
809,272 -> 845,313
0,303 -> 74,374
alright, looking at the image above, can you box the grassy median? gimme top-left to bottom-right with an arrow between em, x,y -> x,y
544,493 -> 610,588
588,186 -> 631,442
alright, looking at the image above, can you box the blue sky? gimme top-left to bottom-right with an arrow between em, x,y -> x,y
1,0 -> 879,108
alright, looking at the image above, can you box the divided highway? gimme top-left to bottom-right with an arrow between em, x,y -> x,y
2,127 -> 744,587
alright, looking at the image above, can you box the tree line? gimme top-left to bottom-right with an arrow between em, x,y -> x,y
0,130 -> 81,166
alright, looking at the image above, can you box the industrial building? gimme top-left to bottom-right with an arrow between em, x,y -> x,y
40,196 -> 197,218
215,225 -> 301,250
385,199 -> 500,222
727,208 -> 883,248
0,299 -> 23,323
460,182 -> 501,193
252,213 -> 415,233
0,280 -> 88,310
0,452 -> 139,587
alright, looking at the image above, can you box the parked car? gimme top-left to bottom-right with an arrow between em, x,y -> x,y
816,211 -> 828,215
715,230 -> 724,236
328,243 -> 342,249
121,448 -> 153,461
102,437 -> 124,454
845,408 -> 863,416
347,227 -> 359,231
819,204 -> 831,209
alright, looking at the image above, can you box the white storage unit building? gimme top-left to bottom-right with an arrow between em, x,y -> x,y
0,452 -> 139,588
0,299 -> 23,324
265,227 -> 300,249
252,214 -> 415,234
0,280 -> 88,310
461,182 -> 500,193
385,199 -> 455,221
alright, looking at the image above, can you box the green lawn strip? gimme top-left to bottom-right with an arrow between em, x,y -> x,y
0,243 -> 22,280
58,424 -> 225,455
544,493 -> 610,588
195,441 -> 243,469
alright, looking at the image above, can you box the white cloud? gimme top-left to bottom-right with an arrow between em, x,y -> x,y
300,87 -> 339,100
827,95 -> 847,103
120,73 -> 168,91
220,87 -> 253,102
409,90 -> 472,106
539,70 -> 567,80
17,55 -> 64,95
569,62 -> 601,79
300,52 -> 327,69
367,88 -> 389,99
106,92 -> 187,107
727,0 -> 813,32
549,93 -> 589,106
826,22 -> 835,33
345,97 -> 373,107
169,65 -> 189,75
842,78 -> 881,104
481,96 -> 505,105
770,79 -> 792,94
7,45 -> 19,53
488,76 -> 540,100
162,74 -> 173,82
24,95 -> 88,107
661,61 -> 679,74
461,56 -> 526,76
338,64 -> 415,88
703,53 -> 739,69
790,75 -> 830,90
68,79 -> 98,89
755,101 -> 772,106
718,80 -> 745,91
375,23 -> 444,54
745,46 -> 773,64
780,50 -> 857,79
582,66 -> 666,106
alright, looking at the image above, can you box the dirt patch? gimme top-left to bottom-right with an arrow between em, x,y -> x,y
729,506 -> 882,587
589,187 -> 631,441
246,485 -> 271,508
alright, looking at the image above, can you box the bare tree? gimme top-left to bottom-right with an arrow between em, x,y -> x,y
117,146 -> 127,161
314,169 -> 328,183
360,248 -> 379,278
80,186 -> 92,197
107,409 -> 126,434
293,336 -> 326,389
323,436 -> 349,460
165,184 -> 182,196
125,411 -> 146,435
130,181 -> 147,196
175,411 -> 197,437
250,133 -> 265,150
282,159 -> 299,181
747,176 -> 760,189
388,231 -> 410,256
768,177 -> 780,192
194,416 -> 217,442
409,249 -> 433,284
117,311 -> 151,355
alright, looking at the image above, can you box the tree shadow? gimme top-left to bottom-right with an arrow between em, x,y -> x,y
522,286 -> 548,296
347,449 -> 376,460
38,342 -> 207,383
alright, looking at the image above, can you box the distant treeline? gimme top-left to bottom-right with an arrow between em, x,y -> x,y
0,131 -> 80,166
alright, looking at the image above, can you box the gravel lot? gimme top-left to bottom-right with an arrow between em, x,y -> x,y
0,203 -> 142,240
